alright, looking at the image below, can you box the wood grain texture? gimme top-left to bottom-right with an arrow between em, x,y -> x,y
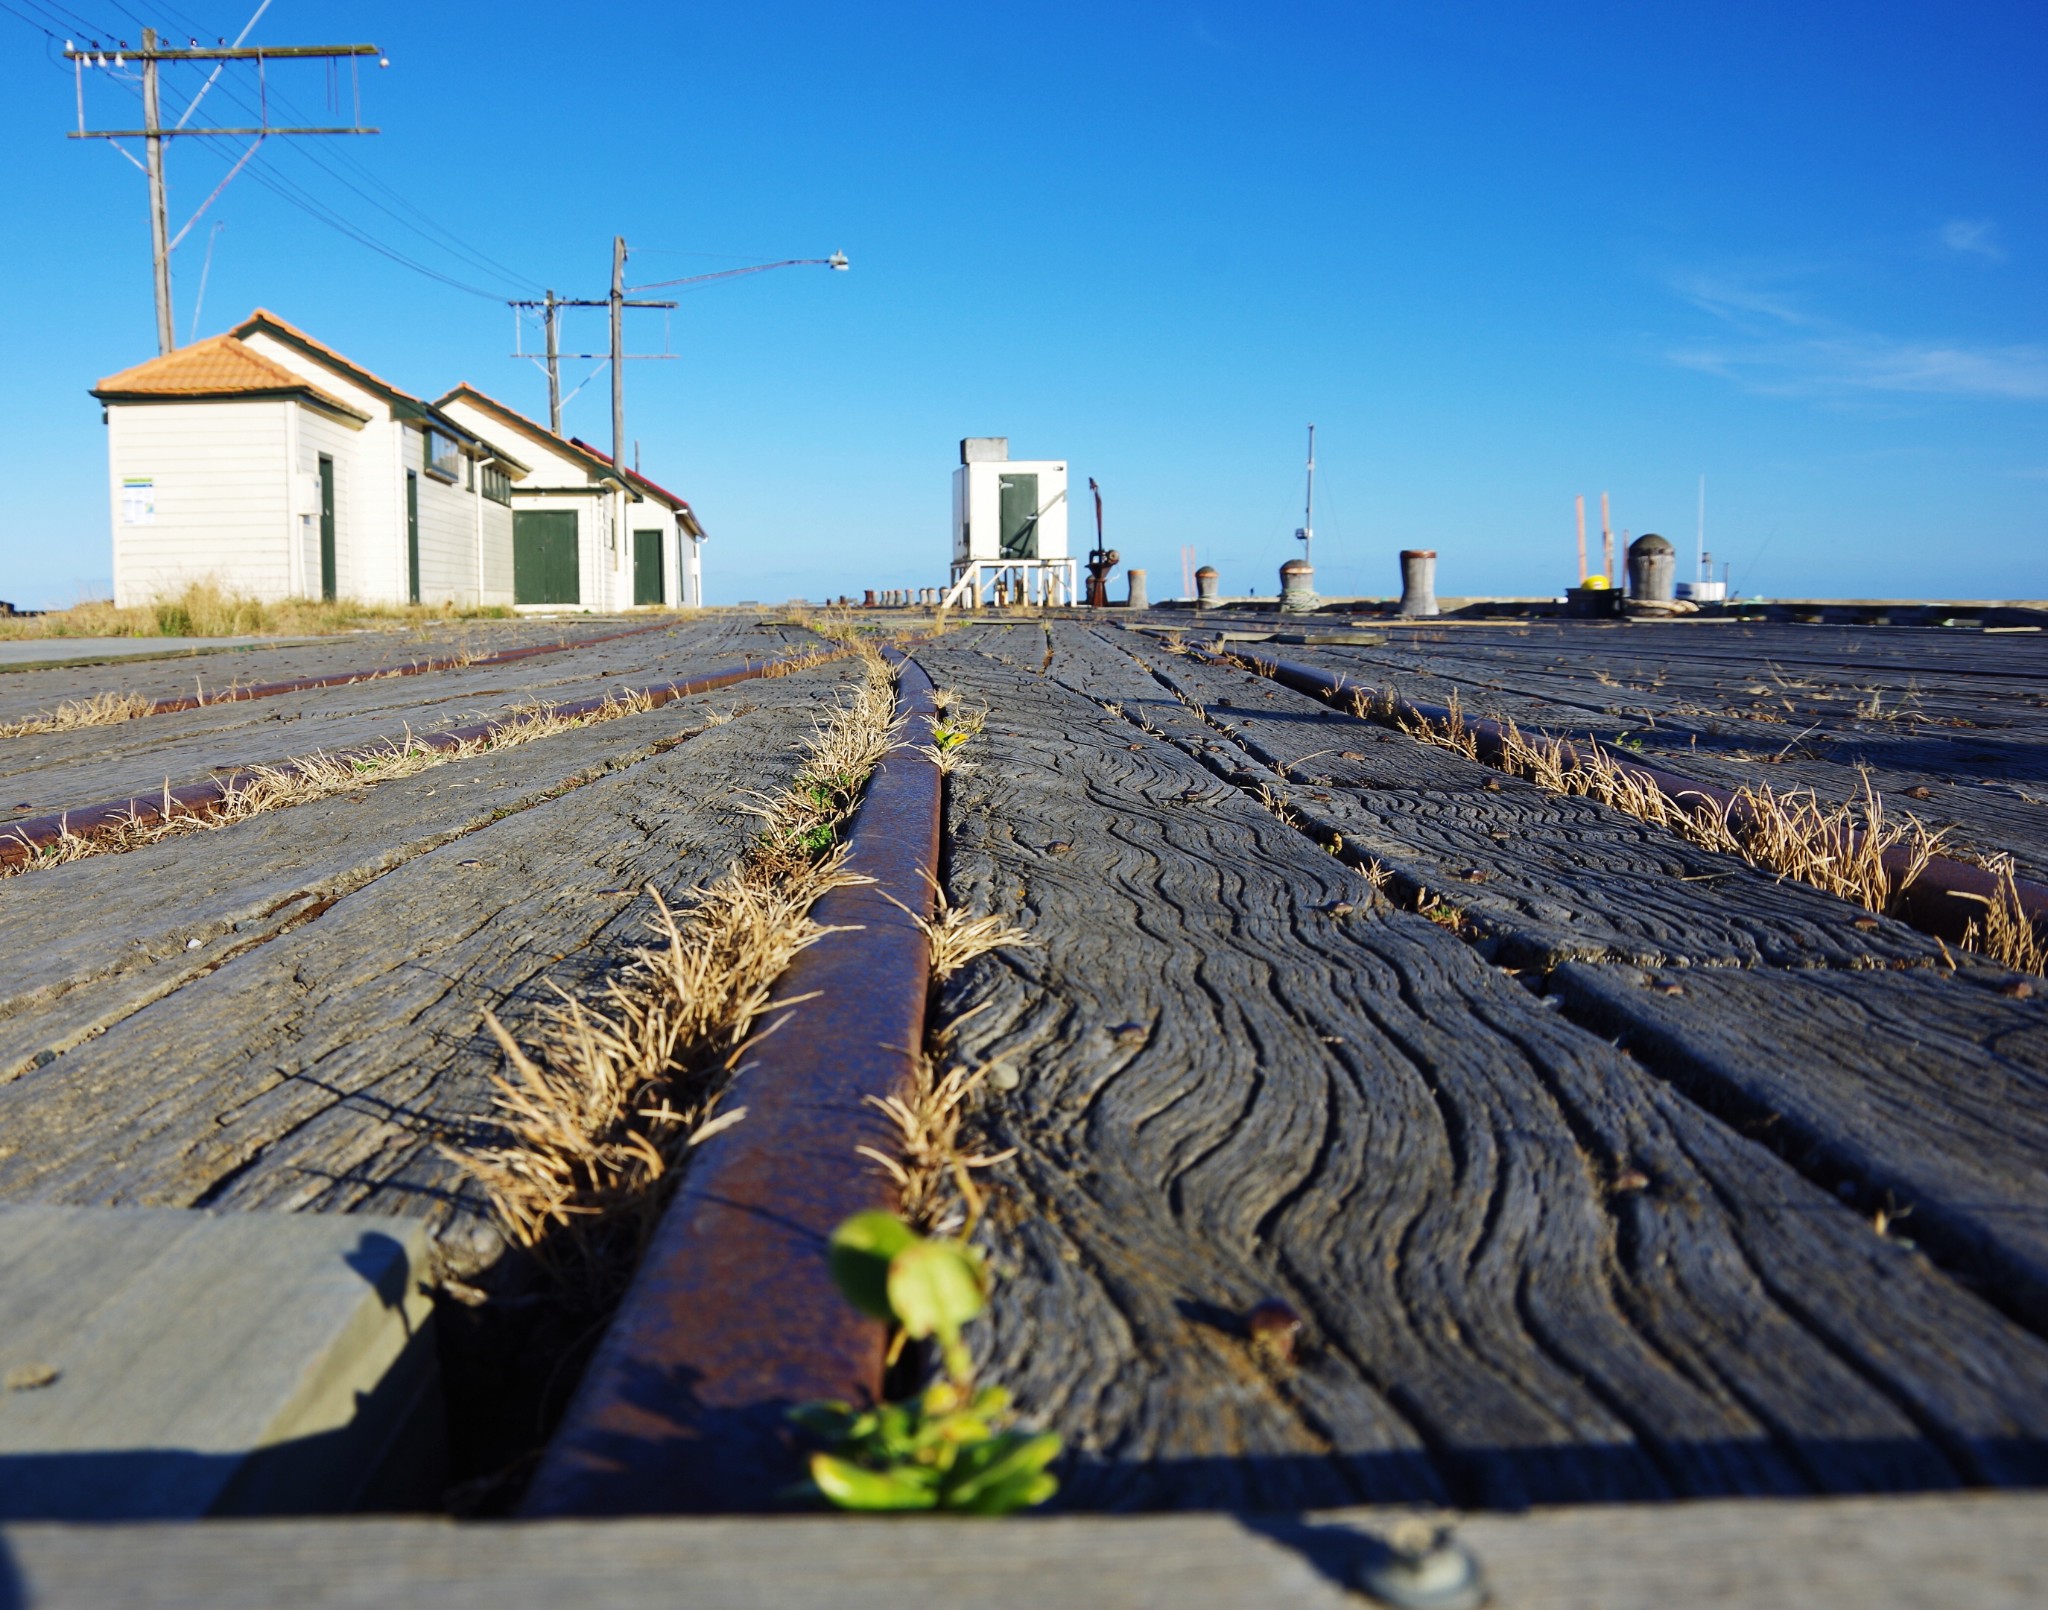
0,619 -> 806,821
0,662 -> 867,1267
0,682 -> 789,1085
1280,631 -> 2048,882
5,1491 -> 2046,1609
917,633 -> 2048,1509
0,617 -> 630,723
1547,961 -> 2048,1330
1077,628 -> 1947,971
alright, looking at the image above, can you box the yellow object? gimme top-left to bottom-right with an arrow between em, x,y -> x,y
1582,575 -> 1612,590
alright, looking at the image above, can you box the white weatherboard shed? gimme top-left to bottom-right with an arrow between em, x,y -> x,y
945,437 -> 1074,606
435,387 -> 706,611
93,310 -> 528,608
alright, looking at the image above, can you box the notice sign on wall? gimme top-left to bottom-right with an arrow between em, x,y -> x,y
121,477 -> 155,526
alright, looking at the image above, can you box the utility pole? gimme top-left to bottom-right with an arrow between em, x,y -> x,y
543,290 -> 561,432
140,30 -> 172,355
1600,489 -> 1614,580
508,248 -> 846,441
611,235 -> 627,468
67,35 -> 380,354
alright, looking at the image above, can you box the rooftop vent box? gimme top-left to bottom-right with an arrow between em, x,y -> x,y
960,437 -> 1009,465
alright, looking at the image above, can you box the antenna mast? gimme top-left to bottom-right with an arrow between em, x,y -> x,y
1697,474 -> 1707,582
1296,423 -> 1316,567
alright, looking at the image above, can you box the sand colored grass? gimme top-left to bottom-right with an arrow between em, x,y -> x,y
447,645 -> 901,1299
1,687 -> 667,879
0,580 -> 536,641
0,690 -> 157,739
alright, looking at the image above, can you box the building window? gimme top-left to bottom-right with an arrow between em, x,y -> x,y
423,427 -> 463,483
481,464 -> 512,505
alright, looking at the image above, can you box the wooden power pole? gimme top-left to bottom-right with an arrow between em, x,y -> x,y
68,32 -> 381,354
508,245 -> 674,443
1600,490 -> 1614,581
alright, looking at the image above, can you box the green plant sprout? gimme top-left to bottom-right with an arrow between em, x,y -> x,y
791,1210 -> 1060,1513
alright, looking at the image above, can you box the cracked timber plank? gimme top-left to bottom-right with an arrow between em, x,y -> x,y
916,635 -> 2048,1510
0,618 -> 808,821
0,660 -> 866,1269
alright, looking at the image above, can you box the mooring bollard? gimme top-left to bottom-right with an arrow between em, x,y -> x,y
1126,568 -> 1149,610
1279,557 -> 1316,615
1398,549 -> 1440,618
1627,533 -> 1676,601
1195,565 -> 1220,608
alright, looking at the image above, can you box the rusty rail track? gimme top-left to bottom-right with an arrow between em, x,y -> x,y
0,651 -> 839,871
522,653 -> 943,1516
1205,647 -> 2048,945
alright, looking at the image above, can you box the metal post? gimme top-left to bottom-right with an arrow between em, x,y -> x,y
142,29 -> 174,355
545,289 -> 562,434
610,237 -> 627,468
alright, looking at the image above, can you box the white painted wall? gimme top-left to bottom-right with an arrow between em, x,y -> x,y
108,400 -> 291,606
294,406 -> 359,598
952,458 -> 1069,565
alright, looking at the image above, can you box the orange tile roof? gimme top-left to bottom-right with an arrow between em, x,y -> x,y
92,333 -> 366,419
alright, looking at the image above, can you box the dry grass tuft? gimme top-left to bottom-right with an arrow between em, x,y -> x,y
2,688 -> 665,878
0,579 -> 524,641
1391,700 -> 1961,926
447,646 -> 900,1294
859,1056 -> 1017,1239
905,877 -> 1035,980
1957,854 -> 2048,975
0,690 -> 156,739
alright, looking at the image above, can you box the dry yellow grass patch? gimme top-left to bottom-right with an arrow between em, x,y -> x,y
0,690 -> 156,739
1957,854 -> 2048,976
447,648 -> 901,1294
2,688 -> 664,879
0,580 -> 526,641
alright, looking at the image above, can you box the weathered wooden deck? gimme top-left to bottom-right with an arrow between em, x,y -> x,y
0,607 -> 2043,1601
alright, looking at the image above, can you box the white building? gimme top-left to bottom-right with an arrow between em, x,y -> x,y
90,311 -> 706,611
436,386 -> 706,610
945,437 -> 1073,606
93,310 -> 529,608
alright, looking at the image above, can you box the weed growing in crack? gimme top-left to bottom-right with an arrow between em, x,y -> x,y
0,690 -> 156,739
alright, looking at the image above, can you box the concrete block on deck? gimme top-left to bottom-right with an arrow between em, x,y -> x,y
0,1205 -> 441,1520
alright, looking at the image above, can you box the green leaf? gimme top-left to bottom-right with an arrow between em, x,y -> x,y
827,1212 -> 919,1320
886,1239 -> 986,1341
943,1433 -> 1063,1514
787,1400 -> 854,1439
809,1453 -> 942,1511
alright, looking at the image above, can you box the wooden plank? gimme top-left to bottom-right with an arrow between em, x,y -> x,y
4,1491 -> 2046,1608
0,619 -> 807,822
1086,629 -> 1947,971
1547,962 -> 2048,1330
0,680 -> 788,1084
1278,637 -> 2048,881
0,662 -> 866,1263
0,617 -> 629,718
0,1204 -> 437,1519
916,634 -> 2048,1508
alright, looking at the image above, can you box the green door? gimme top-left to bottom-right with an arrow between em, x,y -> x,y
514,509 -> 580,605
633,528 -> 664,606
405,470 -> 421,604
998,472 -> 1039,559
317,454 -> 336,601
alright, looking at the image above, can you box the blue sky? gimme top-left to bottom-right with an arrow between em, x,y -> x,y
0,0 -> 2042,607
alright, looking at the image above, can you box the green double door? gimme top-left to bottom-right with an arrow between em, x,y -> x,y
514,509 -> 580,605
633,528 -> 665,606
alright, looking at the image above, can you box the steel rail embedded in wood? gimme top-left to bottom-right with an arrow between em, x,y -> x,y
0,652 -> 841,870
108,617 -> 680,721
522,653 -> 943,1516
1202,646 -> 2048,946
